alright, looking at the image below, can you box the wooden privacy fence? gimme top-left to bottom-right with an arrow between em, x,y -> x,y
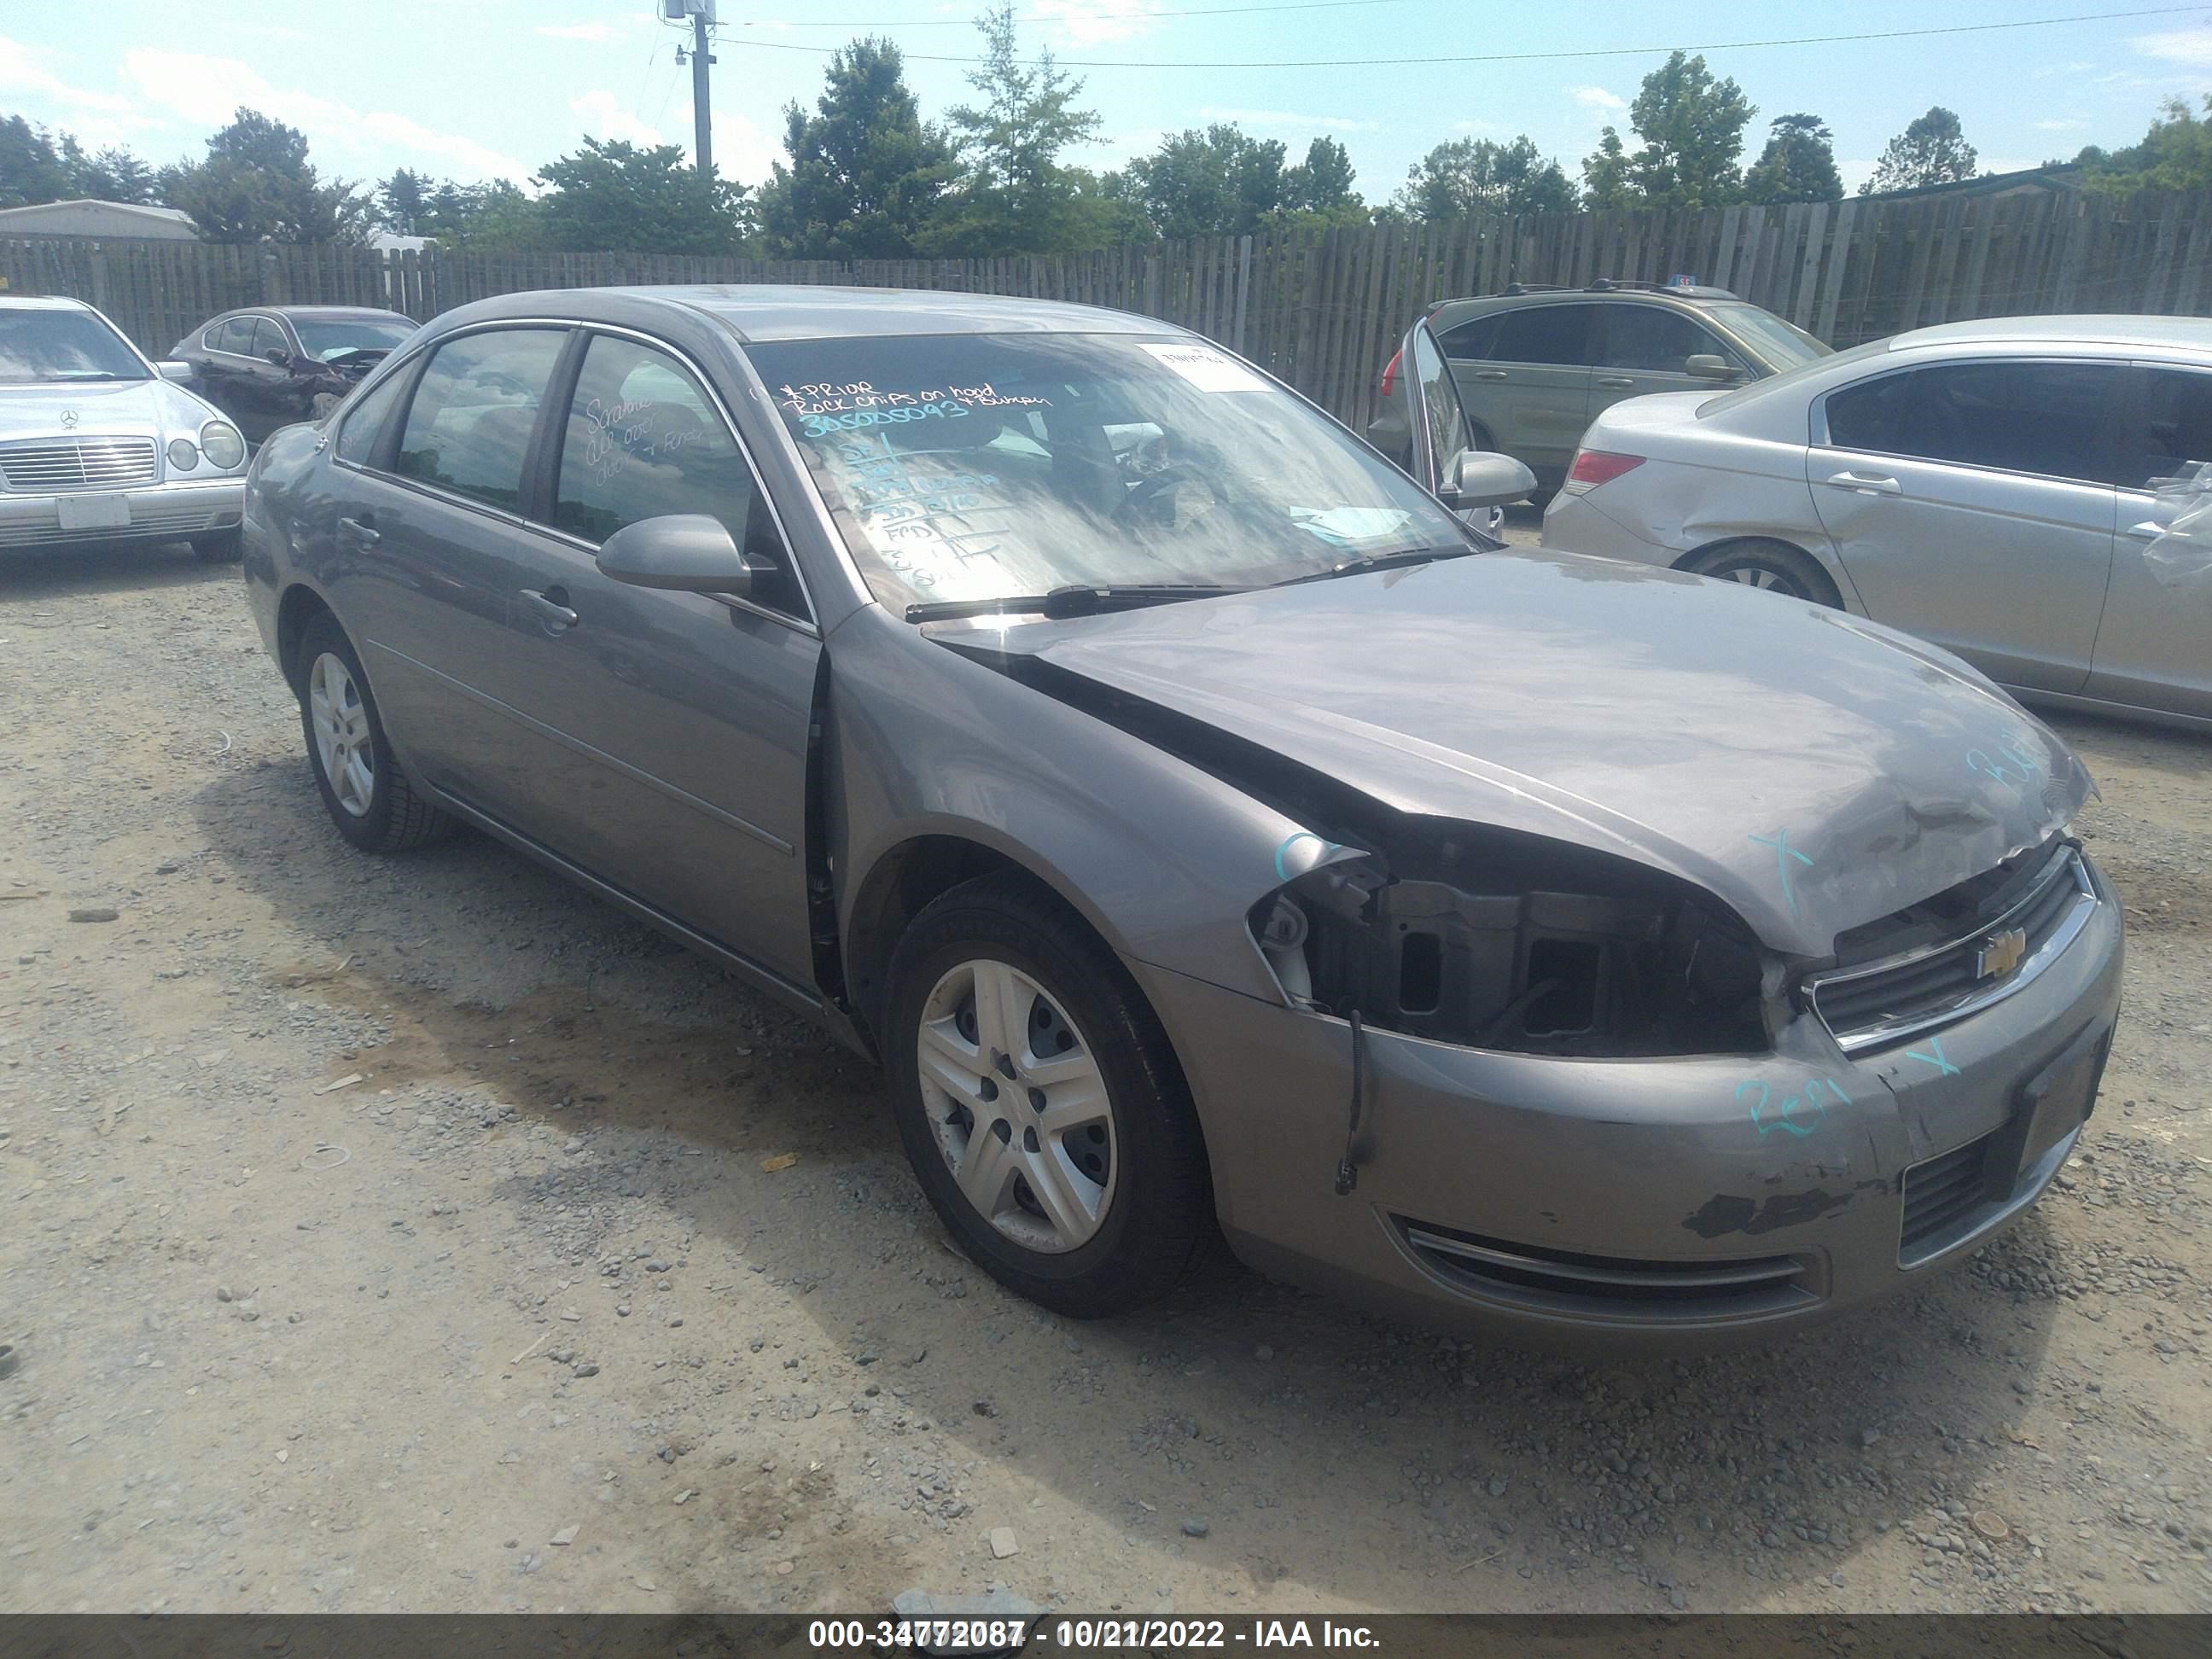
7,187 -> 2210,434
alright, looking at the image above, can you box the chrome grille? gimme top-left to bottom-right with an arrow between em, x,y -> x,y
1399,1219 -> 1817,1320
1807,845 -> 2095,1053
0,436 -> 159,491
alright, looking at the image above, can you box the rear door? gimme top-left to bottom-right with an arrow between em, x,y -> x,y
1449,302 -> 1597,480
482,328 -> 824,987
326,324 -> 573,821
1589,302 -> 1745,421
2092,363 -> 2212,720
1807,358 -> 2125,693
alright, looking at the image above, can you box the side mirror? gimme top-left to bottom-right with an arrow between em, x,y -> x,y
1441,449 -> 1537,510
596,514 -> 758,596
155,360 -> 194,383
265,348 -> 294,367
1684,353 -> 1742,382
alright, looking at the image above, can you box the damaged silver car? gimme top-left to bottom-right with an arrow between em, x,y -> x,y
241,288 -> 2123,1342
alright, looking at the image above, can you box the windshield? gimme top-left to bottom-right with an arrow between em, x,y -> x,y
747,331 -> 1472,614
1704,303 -> 1831,370
0,308 -> 148,385
294,317 -> 415,360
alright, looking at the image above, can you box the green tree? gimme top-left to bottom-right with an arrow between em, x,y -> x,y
1742,113 -> 1842,205
1862,106 -> 1978,195
923,4 -> 1105,255
2073,96 -> 2212,193
1606,51 -> 1756,207
532,137 -> 751,253
1282,136 -> 1361,214
0,114 -> 68,207
1580,127 -> 1636,208
1394,135 -> 1572,218
1118,123 -> 1287,237
55,133 -> 157,203
380,167 -> 434,234
756,37 -> 956,259
161,108 -> 367,242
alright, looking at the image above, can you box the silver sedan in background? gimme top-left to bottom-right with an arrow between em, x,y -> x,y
1540,316 -> 2212,731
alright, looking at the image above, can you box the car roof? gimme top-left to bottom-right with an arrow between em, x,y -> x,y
202,306 -> 411,323
1434,287 -> 1741,318
434,284 -> 1180,344
0,294 -> 96,312
1886,313 -> 2212,352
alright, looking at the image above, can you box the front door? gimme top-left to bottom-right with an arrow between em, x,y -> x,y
1807,358 -> 2124,693
486,329 -> 823,987
2093,364 -> 2212,721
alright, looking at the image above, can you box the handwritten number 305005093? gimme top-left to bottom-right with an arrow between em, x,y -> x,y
1738,1076 -> 1851,1138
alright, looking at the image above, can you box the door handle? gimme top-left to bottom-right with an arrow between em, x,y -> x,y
520,587 -> 579,632
1468,369 -> 1509,381
2127,520 -> 2179,540
338,515 -> 379,546
1823,470 -> 1901,496
1595,375 -> 1636,388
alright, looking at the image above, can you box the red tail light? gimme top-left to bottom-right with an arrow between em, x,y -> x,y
1562,450 -> 1645,495
1378,348 -> 1402,400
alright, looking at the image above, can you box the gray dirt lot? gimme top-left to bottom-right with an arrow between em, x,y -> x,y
2,537 -> 2208,1616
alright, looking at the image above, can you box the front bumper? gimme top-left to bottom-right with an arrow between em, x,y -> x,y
1134,858 -> 2123,1348
0,476 -> 245,550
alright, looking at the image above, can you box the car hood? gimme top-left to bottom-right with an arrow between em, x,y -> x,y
0,377 -> 220,439
981,550 -> 2090,958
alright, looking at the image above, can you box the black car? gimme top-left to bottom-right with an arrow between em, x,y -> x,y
170,306 -> 418,444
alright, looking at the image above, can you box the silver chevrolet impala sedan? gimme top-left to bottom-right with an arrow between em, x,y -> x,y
1,295 -> 247,558
242,287 -> 2122,1344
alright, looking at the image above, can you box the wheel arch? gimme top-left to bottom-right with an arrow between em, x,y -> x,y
1672,533 -> 1854,609
275,581 -> 338,696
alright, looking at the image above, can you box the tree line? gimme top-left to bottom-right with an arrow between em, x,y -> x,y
1,9 -> 2203,264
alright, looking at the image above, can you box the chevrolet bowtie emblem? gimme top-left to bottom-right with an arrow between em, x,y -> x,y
60,410 -> 78,428
1976,927 -> 2029,981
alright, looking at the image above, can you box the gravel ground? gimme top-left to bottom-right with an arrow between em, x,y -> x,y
2,538 -> 2208,1616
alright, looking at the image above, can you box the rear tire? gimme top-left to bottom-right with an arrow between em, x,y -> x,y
1683,538 -> 1842,607
295,613 -> 455,853
885,871 -> 1212,1318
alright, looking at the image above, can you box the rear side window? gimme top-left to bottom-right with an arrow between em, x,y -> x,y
394,329 -> 567,511
552,335 -> 803,616
334,369 -> 410,462
1825,361 -> 2123,486
1436,312 -> 1501,360
1600,305 -> 1732,374
1490,305 -> 1593,367
213,318 -> 253,354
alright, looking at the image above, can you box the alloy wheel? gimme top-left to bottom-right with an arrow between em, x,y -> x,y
307,651 -> 375,818
916,958 -> 1116,1254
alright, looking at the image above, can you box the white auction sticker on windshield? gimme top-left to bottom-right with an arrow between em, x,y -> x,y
1139,341 -> 1270,393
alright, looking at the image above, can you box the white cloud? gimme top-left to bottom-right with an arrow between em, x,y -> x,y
2133,26 -> 2212,66
2034,118 -> 2089,131
1196,106 -> 1379,134
2034,59 -> 2095,77
1569,85 -> 1627,113
1452,117 -> 1503,135
1032,0 -> 1164,48
712,110 -> 778,187
122,48 -> 527,181
538,22 -> 620,43
1839,158 -> 1877,194
0,33 -> 139,117
571,90 -> 664,149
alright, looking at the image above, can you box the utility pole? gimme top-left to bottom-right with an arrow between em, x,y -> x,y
667,0 -> 716,177
690,5 -> 713,178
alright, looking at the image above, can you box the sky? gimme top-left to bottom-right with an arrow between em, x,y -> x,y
4,2 -> 2212,208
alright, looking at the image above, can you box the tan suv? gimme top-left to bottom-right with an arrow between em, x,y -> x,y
1371,280 -> 1831,496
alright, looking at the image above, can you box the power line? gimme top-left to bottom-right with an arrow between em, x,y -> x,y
726,0 -> 1416,26
721,5 -> 2206,71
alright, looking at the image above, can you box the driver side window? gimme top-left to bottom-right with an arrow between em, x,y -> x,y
552,335 -> 806,620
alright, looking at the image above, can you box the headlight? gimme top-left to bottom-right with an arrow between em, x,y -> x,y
166,438 -> 200,471
200,421 -> 246,469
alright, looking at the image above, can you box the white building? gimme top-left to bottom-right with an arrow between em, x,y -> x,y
0,199 -> 201,240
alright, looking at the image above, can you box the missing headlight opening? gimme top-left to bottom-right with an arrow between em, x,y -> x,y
1254,824 -> 1770,1057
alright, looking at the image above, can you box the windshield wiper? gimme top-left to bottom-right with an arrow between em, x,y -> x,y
905,582 -> 1249,624
1271,542 -> 1486,588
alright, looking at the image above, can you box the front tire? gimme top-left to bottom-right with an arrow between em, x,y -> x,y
885,872 -> 1211,1318
190,530 -> 242,563
295,613 -> 455,853
1682,538 -> 1842,607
